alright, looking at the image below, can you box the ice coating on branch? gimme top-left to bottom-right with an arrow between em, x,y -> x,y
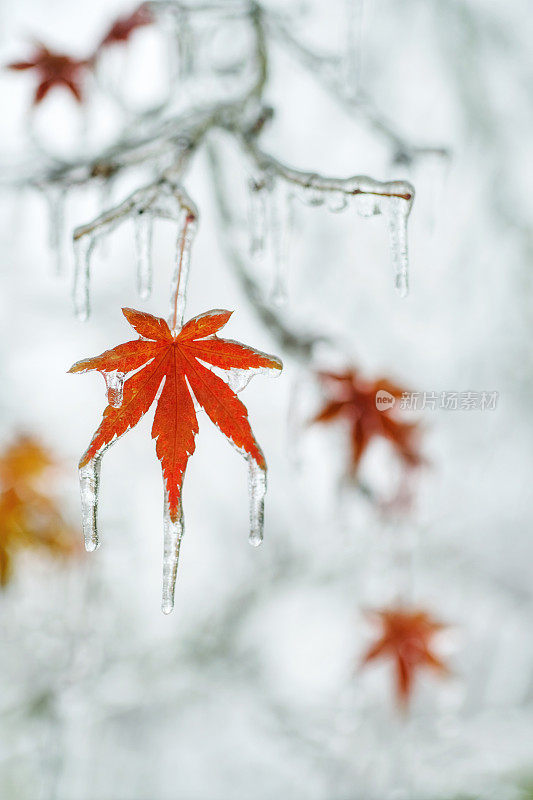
73,232 -> 96,321
383,196 -> 410,297
161,488 -> 184,614
291,177 -> 413,295
41,183 -> 67,274
134,210 -> 153,299
247,457 -> 266,547
79,457 -> 101,551
71,179 -> 197,320
243,140 -> 414,297
104,370 -> 125,408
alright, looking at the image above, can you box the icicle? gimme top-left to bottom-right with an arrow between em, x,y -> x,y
270,184 -> 293,306
384,196 -> 410,297
161,489 -> 184,614
104,370 -> 124,408
247,458 -> 266,547
73,233 -> 96,321
42,183 -> 66,274
248,178 -> 269,260
168,212 -> 196,330
134,210 -> 153,299
79,458 -> 101,552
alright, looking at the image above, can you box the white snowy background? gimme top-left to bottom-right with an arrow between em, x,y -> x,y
0,0 -> 532,798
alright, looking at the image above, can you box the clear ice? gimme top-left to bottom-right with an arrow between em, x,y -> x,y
79,457 -> 101,552
248,178 -> 269,260
73,233 -> 96,321
134,210 -> 153,299
383,195 -> 410,297
270,184 -> 293,306
247,458 -> 266,547
104,370 -> 125,408
168,211 -> 197,329
161,489 -> 185,614
42,183 -> 66,275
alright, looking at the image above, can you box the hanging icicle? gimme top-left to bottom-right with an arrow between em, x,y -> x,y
79,457 -> 101,552
242,138 -> 415,299
247,457 -> 266,547
134,210 -> 154,299
383,195 -> 410,297
40,182 -> 67,275
73,231 -> 97,321
270,181 -> 293,306
248,176 -> 269,260
168,210 -> 197,330
161,488 -> 184,614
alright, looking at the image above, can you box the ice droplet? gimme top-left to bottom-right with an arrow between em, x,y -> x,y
42,183 -> 66,275
326,190 -> 348,213
79,458 -> 101,552
73,233 -> 96,321
161,489 -> 184,614
104,370 -> 125,408
248,458 -> 266,547
384,196 -> 410,297
134,210 -> 153,299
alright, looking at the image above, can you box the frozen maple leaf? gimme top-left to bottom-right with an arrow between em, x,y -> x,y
0,435 -> 78,587
311,369 -> 423,478
7,44 -> 91,104
98,4 -> 153,49
362,607 -> 449,706
69,307 -> 282,611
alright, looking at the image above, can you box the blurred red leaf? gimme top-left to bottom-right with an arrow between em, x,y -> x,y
311,369 -> 424,478
98,4 -> 153,48
362,607 -> 449,706
7,44 -> 91,104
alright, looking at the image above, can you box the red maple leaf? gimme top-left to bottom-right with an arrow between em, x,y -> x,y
362,607 -> 449,706
311,369 -> 423,477
69,307 -> 282,524
98,4 -> 153,48
7,43 -> 91,104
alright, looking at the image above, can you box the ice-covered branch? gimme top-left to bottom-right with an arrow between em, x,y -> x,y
265,11 -> 450,166
239,135 -> 415,297
72,176 -> 198,322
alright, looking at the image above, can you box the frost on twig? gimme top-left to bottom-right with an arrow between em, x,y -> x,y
72,177 -> 198,322
266,10 -> 450,168
242,137 -> 415,299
